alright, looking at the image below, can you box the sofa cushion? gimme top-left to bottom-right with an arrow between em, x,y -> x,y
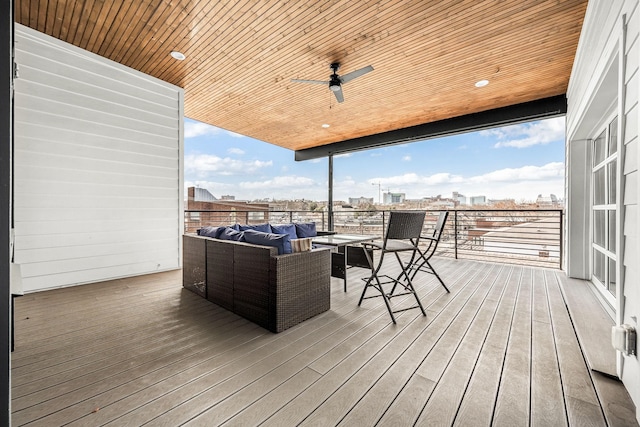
239,223 -> 271,233
219,227 -> 245,241
198,225 -> 225,238
295,222 -> 317,238
270,223 -> 298,240
243,229 -> 292,255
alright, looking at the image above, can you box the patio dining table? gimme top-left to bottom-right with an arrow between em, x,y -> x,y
312,234 -> 377,292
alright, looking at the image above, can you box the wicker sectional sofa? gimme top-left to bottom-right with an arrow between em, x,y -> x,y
183,234 -> 331,332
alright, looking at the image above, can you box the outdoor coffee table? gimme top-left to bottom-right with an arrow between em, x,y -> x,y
312,234 -> 377,292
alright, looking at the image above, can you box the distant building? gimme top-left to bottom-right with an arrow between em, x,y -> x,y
192,187 -> 217,202
220,195 -> 236,201
185,187 -> 269,232
453,191 -> 467,205
349,196 -> 374,206
470,195 -> 486,205
536,194 -> 559,206
383,192 -> 405,204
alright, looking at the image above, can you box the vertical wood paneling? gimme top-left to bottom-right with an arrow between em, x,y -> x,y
13,24 -> 184,292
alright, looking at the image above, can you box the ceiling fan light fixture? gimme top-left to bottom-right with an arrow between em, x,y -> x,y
475,79 -> 489,87
329,83 -> 341,92
170,51 -> 186,60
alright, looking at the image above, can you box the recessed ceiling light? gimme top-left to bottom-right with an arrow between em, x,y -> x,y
170,51 -> 186,60
322,124 -> 330,128
475,79 -> 489,88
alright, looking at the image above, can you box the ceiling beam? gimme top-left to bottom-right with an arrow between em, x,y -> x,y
295,95 -> 567,161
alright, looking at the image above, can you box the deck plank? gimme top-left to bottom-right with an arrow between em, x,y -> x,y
453,265 -> 521,426
415,265 -> 512,426
333,262 -> 497,426
10,260 -> 636,427
530,268 -> 567,426
492,266 -> 532,426
264,260 -> 492,426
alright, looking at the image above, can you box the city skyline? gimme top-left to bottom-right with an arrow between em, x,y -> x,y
184,116 -> 565,203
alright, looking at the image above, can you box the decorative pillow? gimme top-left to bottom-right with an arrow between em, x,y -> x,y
198,225 -> 225,238
238,223 -> 272,233
243,229 -> 292,255
270,223 -> 298,240
295,222 -> 317,238
291,237 -> 313,252
218,227 -> 245,241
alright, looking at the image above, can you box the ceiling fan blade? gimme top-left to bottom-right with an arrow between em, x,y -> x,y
290,79 -> 329,85
340,65 -> 374,84
333,86 -> 344,103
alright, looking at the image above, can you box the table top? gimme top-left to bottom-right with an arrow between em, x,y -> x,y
311,234 -> 377,246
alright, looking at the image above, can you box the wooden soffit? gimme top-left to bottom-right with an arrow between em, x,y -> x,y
15,1 -> 587,152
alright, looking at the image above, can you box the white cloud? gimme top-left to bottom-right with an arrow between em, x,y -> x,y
227,148 -> 245,155
184,121 -> 221,139
402,155 -> 412,161
186,163 -> 564,203
469,162 -> 564,183
186,176 -> 325,201
184,154 -> 272,177
481,117 -> 565,148
358,162 -> 564,202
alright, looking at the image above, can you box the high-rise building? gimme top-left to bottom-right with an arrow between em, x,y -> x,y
470,195 -> 486,205
383,192 -> 405,204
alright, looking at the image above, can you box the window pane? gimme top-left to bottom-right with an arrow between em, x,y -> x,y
609,116 -> 618,156
608,162 -> 617,204
593,210 -> 605,247
593,249 -> 605,284
608,211 -> 616,254
608,258 -> 617,296
594,130 -> 606,165
593,168 -> 605,205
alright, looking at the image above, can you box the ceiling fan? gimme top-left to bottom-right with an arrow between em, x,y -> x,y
291,62 -> 374,103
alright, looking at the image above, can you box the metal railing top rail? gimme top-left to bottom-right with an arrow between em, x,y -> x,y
184,208 -> 563,269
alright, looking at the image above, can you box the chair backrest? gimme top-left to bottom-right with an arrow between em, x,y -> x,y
385,211 -> 426,241
432,211 -> 449,240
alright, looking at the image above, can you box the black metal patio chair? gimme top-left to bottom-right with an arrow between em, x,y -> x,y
358,210 -> 427,323
406,210 -> 450,293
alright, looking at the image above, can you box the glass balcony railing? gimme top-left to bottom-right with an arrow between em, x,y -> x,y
184,208 -> 563,269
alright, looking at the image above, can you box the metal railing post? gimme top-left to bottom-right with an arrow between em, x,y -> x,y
454,210 -> 458,259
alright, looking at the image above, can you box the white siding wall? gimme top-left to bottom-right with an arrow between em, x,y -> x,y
567,0 -> 640,419
12,24 -> 184,292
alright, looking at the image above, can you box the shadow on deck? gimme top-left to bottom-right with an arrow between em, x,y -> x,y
10,257 -> 637,426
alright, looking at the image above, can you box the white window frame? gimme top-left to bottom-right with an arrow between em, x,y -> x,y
590,114 -> 618,306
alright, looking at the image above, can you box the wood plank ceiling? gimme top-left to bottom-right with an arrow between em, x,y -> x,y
15,0 -> 588,152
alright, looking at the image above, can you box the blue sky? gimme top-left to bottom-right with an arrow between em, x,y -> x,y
184,117 -> 565,203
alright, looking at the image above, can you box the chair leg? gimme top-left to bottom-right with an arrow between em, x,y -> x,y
405,253 -> 450,294
427,260 -> 450,293
390,253 -> 426,318
359,252 -> 397,324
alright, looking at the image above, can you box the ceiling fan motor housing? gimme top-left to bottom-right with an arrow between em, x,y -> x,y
329,77 -> 342,91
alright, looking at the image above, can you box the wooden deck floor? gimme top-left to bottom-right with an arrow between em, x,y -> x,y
11,258 -> 638,426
